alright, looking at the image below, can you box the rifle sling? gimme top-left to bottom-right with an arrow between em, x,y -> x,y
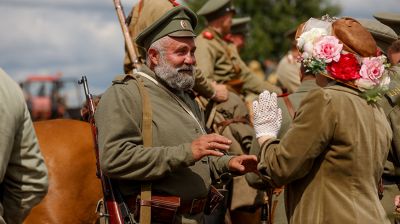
127,73 -> 152,224
282,96 -> 295,119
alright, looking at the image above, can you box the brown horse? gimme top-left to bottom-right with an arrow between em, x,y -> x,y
24,119 -> 101,224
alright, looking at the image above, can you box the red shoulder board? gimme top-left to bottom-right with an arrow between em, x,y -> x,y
203,31 -> 214,40
168,0 -> 180,6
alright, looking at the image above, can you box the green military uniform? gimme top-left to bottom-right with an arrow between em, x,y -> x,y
195,0 -> 281,98
255,85 -> 392,223
275,52 -> 301,93
0,68 -> 48,223
195,27 -> 281,97
195,1 -> 269,218
360,19 -> 400,223
96,6 -> 237,223
379,65 -> 400,223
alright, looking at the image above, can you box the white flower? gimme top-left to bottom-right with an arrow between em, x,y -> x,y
296,28 -> 328,55
379,75 -> 391,90
355,77 -> 376,91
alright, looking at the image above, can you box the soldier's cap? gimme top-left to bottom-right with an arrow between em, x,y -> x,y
231,17 -> 251,35
358,18 -> 398,54
135,6 -> 197,51
373,12 -> 400,37
197,0 -> 236,21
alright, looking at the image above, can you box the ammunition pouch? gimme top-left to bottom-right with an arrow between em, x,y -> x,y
127,195 -> 180,224
127,191 -> 216,223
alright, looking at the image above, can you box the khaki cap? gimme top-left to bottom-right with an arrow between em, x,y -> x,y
358,18 -> 398,53
135,6 -> 197,51
231,17 -> 251,35
197,0 -> 235,21
373,12 -> 400,36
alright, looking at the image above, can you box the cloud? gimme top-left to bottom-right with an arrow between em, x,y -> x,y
332,0 -> 400,18
0,0 -> 136,95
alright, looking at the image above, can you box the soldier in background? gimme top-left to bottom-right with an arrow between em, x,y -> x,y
275,28 -> 301,93
0,68 -> 48,223
360,16 -> 400,224
226,16 -> 251,52
388,40 -> 400,65
195,0 -> 281,102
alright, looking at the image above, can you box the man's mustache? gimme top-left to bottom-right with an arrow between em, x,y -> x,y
177,65 -> 194,73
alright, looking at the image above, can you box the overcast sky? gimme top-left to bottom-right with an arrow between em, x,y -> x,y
1,0 -> 399,97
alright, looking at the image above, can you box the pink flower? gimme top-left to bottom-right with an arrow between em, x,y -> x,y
313,36 -> 343,63
359,57 -> 385,84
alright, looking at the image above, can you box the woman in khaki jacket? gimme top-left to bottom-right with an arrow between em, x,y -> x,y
251,17 -> 393,224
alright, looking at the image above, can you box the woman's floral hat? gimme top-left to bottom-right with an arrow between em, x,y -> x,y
296,16 -> 391,102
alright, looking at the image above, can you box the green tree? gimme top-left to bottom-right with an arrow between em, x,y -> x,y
183,0 -> 341,63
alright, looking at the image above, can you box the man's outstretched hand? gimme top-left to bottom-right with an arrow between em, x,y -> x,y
228,155 -> 258,174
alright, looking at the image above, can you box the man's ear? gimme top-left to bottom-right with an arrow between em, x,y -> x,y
148,48 -> 159,66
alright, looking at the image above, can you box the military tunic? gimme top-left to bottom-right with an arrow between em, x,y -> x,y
195,28 -> 281,97
257,84 -> 392,224
95,65 -> 233,223
276,52 -> 301,93
0,68 -> 48,224
378,65 -> 400,223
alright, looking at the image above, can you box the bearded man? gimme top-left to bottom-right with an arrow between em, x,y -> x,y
94,6 -> 257,224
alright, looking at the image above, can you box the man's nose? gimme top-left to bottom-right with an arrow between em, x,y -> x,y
184,54 -> 196,65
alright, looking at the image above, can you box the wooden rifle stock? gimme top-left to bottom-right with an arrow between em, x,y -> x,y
113,0 -> 142,71
79,76 -> 133,224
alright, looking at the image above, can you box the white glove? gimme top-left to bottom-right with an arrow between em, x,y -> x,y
252,91 -> 282,138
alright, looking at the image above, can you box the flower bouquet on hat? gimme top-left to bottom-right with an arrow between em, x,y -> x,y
296,17 -> 391,103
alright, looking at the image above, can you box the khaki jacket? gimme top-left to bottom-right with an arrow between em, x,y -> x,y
95,66 -> 233,223
276,53 -> 301,93
258,85 -> 392,224
195,28 -> 281,97
0,68 -> 48,224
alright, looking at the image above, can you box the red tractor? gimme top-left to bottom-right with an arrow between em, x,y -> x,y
20,73 -> 83,121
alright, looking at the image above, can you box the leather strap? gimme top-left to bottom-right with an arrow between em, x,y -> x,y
136,71 -> 206,134
126,73 -> 152,224
282,96 -> 295,119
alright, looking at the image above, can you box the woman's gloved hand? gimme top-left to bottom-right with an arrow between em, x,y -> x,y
252,91 -> 282,140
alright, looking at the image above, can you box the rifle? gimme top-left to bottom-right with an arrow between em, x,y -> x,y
79,76 -> 134,224
113,0 -> 142,71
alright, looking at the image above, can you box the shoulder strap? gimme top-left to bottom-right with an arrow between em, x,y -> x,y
283,96 -> 295,119
136,71 -> 206,134
125,73 -> 152,224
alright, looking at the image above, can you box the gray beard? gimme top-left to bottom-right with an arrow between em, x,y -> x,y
154,56 -> 195,91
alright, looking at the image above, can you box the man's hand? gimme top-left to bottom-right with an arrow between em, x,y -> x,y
191,134 -> 232,161
228,155 -> 258,174
211,82 -> 229,102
